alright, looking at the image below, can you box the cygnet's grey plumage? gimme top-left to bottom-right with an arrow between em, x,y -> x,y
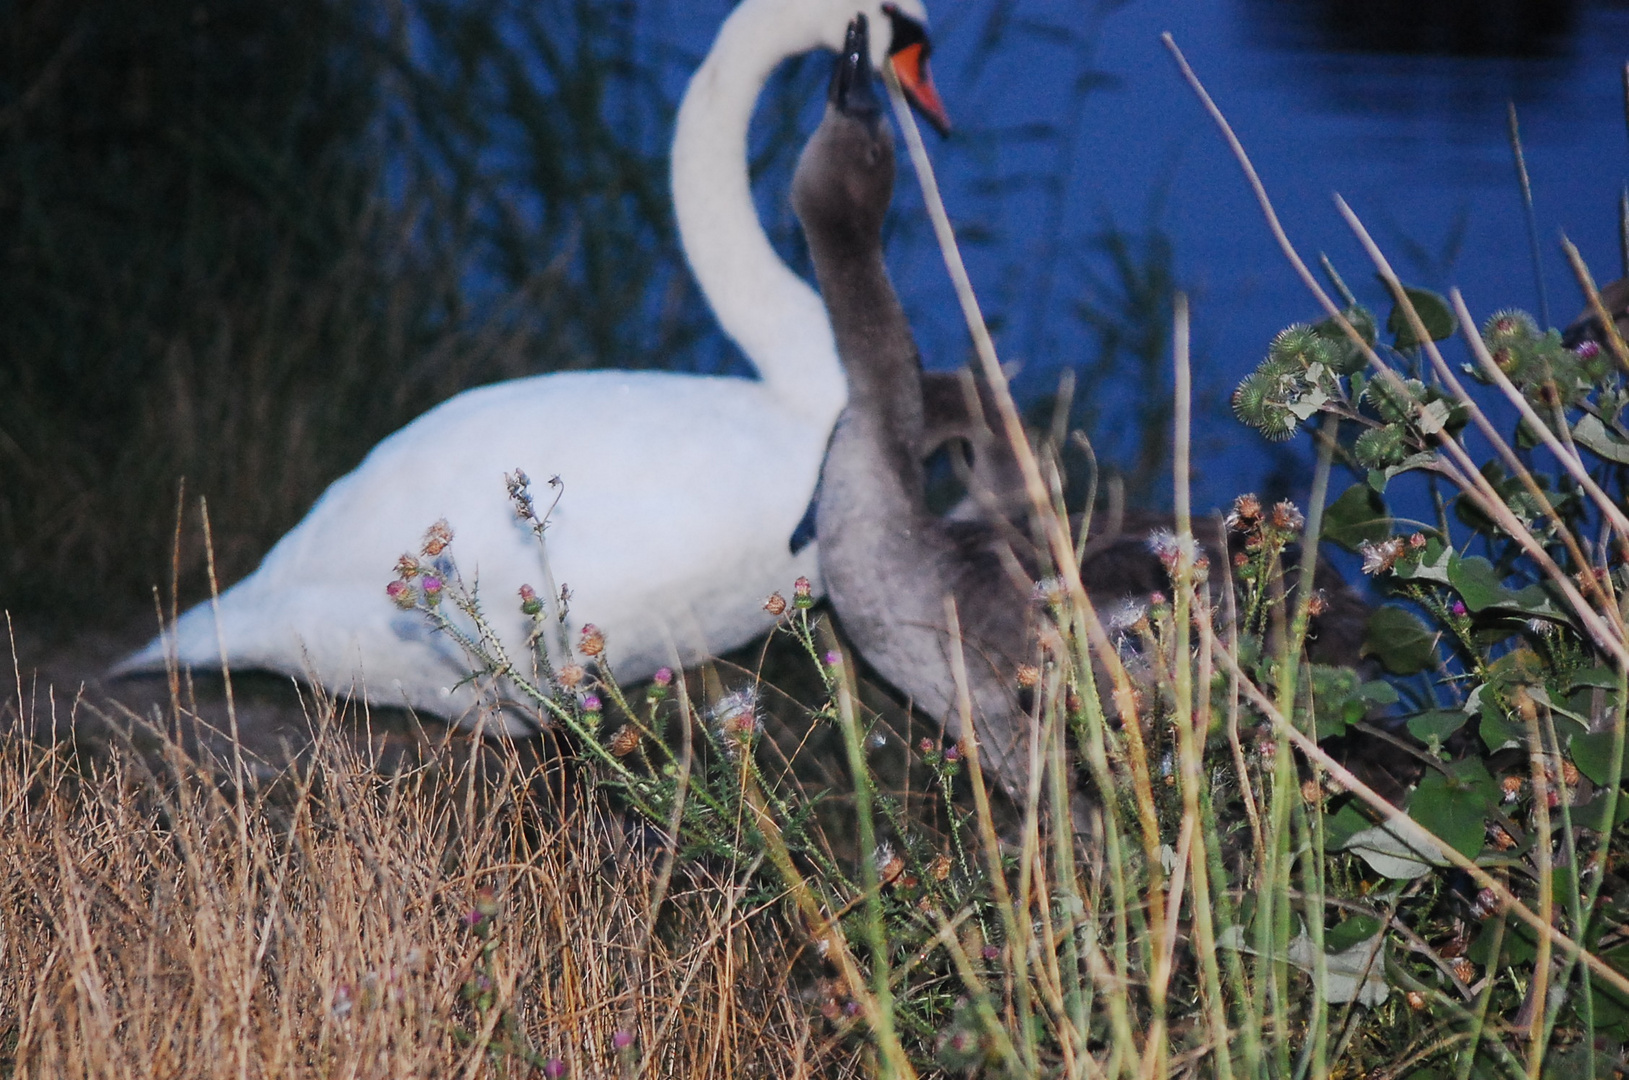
793,18 -> 1038,795
795,20 -> 1373,803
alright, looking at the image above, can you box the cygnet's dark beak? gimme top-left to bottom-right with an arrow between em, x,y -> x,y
829,14 -> 883,122
881,3 -> 951,137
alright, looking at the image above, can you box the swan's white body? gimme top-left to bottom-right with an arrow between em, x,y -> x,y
115,0 -> 931,727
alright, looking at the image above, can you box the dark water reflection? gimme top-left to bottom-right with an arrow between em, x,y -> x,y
1244,0 -> 1579,58
1044,0 -> 1629,509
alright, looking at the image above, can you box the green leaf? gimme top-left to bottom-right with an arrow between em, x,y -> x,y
1343,814 -> 1449,879
1362,605 -> 1438,675
1446,555 -> 1516,612
1566,666 -> 1621,691
1324,801 -> 1371,850
1571,413 -> 1629,464
1407,758 -> 1496,859
1407,710 -> 1470,743
1393,539 -> 1452,585
1360,680 -> 1400,706
1386,283 -> 1458,348
1570,730 -> 1629,787
1479,704 -> 1525,753
1468,918 -> 1537,967
1324,913 -> 1383,953
1321,483 -> 1391,550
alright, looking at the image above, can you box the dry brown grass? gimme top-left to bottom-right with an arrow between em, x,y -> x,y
0,680 -> 855,1079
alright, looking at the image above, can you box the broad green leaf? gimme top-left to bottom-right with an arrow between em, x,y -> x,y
1321,483 -> 1391,550
1566,666 -> 1621,691
1572,413 -> 1629,464
1446,555 -> 1516,612
1393,540 -> 1452,585
1570,730 -> 1629,787
1366,451 -> 1438,492
1386,283 -> 1457,348
1408,758 -> 1496,859
1359,680 -> 1400,706
1323,914 -> 1383,953
1323,801 -> 1371,850
1362,605 -> 1438,675
1407,709 -> 1470,743
1343,814 -> 1449,879
1216,926 -> 1390,1005
1479,705 -> 1525,753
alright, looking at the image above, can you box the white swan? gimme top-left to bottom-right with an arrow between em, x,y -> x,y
114,0 -> 949,731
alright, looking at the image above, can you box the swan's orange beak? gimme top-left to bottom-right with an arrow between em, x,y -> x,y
881,4 -> 951,137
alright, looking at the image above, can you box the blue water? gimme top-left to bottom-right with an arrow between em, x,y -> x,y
623,0 -> 1629,512
932,0 -> 1629,510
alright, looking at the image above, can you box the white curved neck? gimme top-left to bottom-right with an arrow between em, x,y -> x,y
672,1 -> 847,426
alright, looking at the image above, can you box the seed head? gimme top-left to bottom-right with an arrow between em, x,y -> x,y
1358,537 -> 1404,576
556,663 -> 585,690
1270,500 -> 1305,532
1015,663 -> 1041,688
395,553 -> 421,579
609,725 -> 640,757
1451,958 -> 1476,984
421,519 -> 454,557
578,623 -> 605,657
872,842 -> 906,884
1306,589 -> 1329,617
1227,493 -> 1262,530
928,854 -> 953,881
1501,775 -> 1523,802
763,592 -> 787,616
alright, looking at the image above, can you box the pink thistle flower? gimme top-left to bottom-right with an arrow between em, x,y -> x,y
653,667 -> 673,687
543,1059 -> 567,1079
386,580 -> 414,610
518,583 -> 543,616
824,650 -> 842,667
612,1030 -> 634,1050
793,576 -> 814,609
582,694 -> 602,713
